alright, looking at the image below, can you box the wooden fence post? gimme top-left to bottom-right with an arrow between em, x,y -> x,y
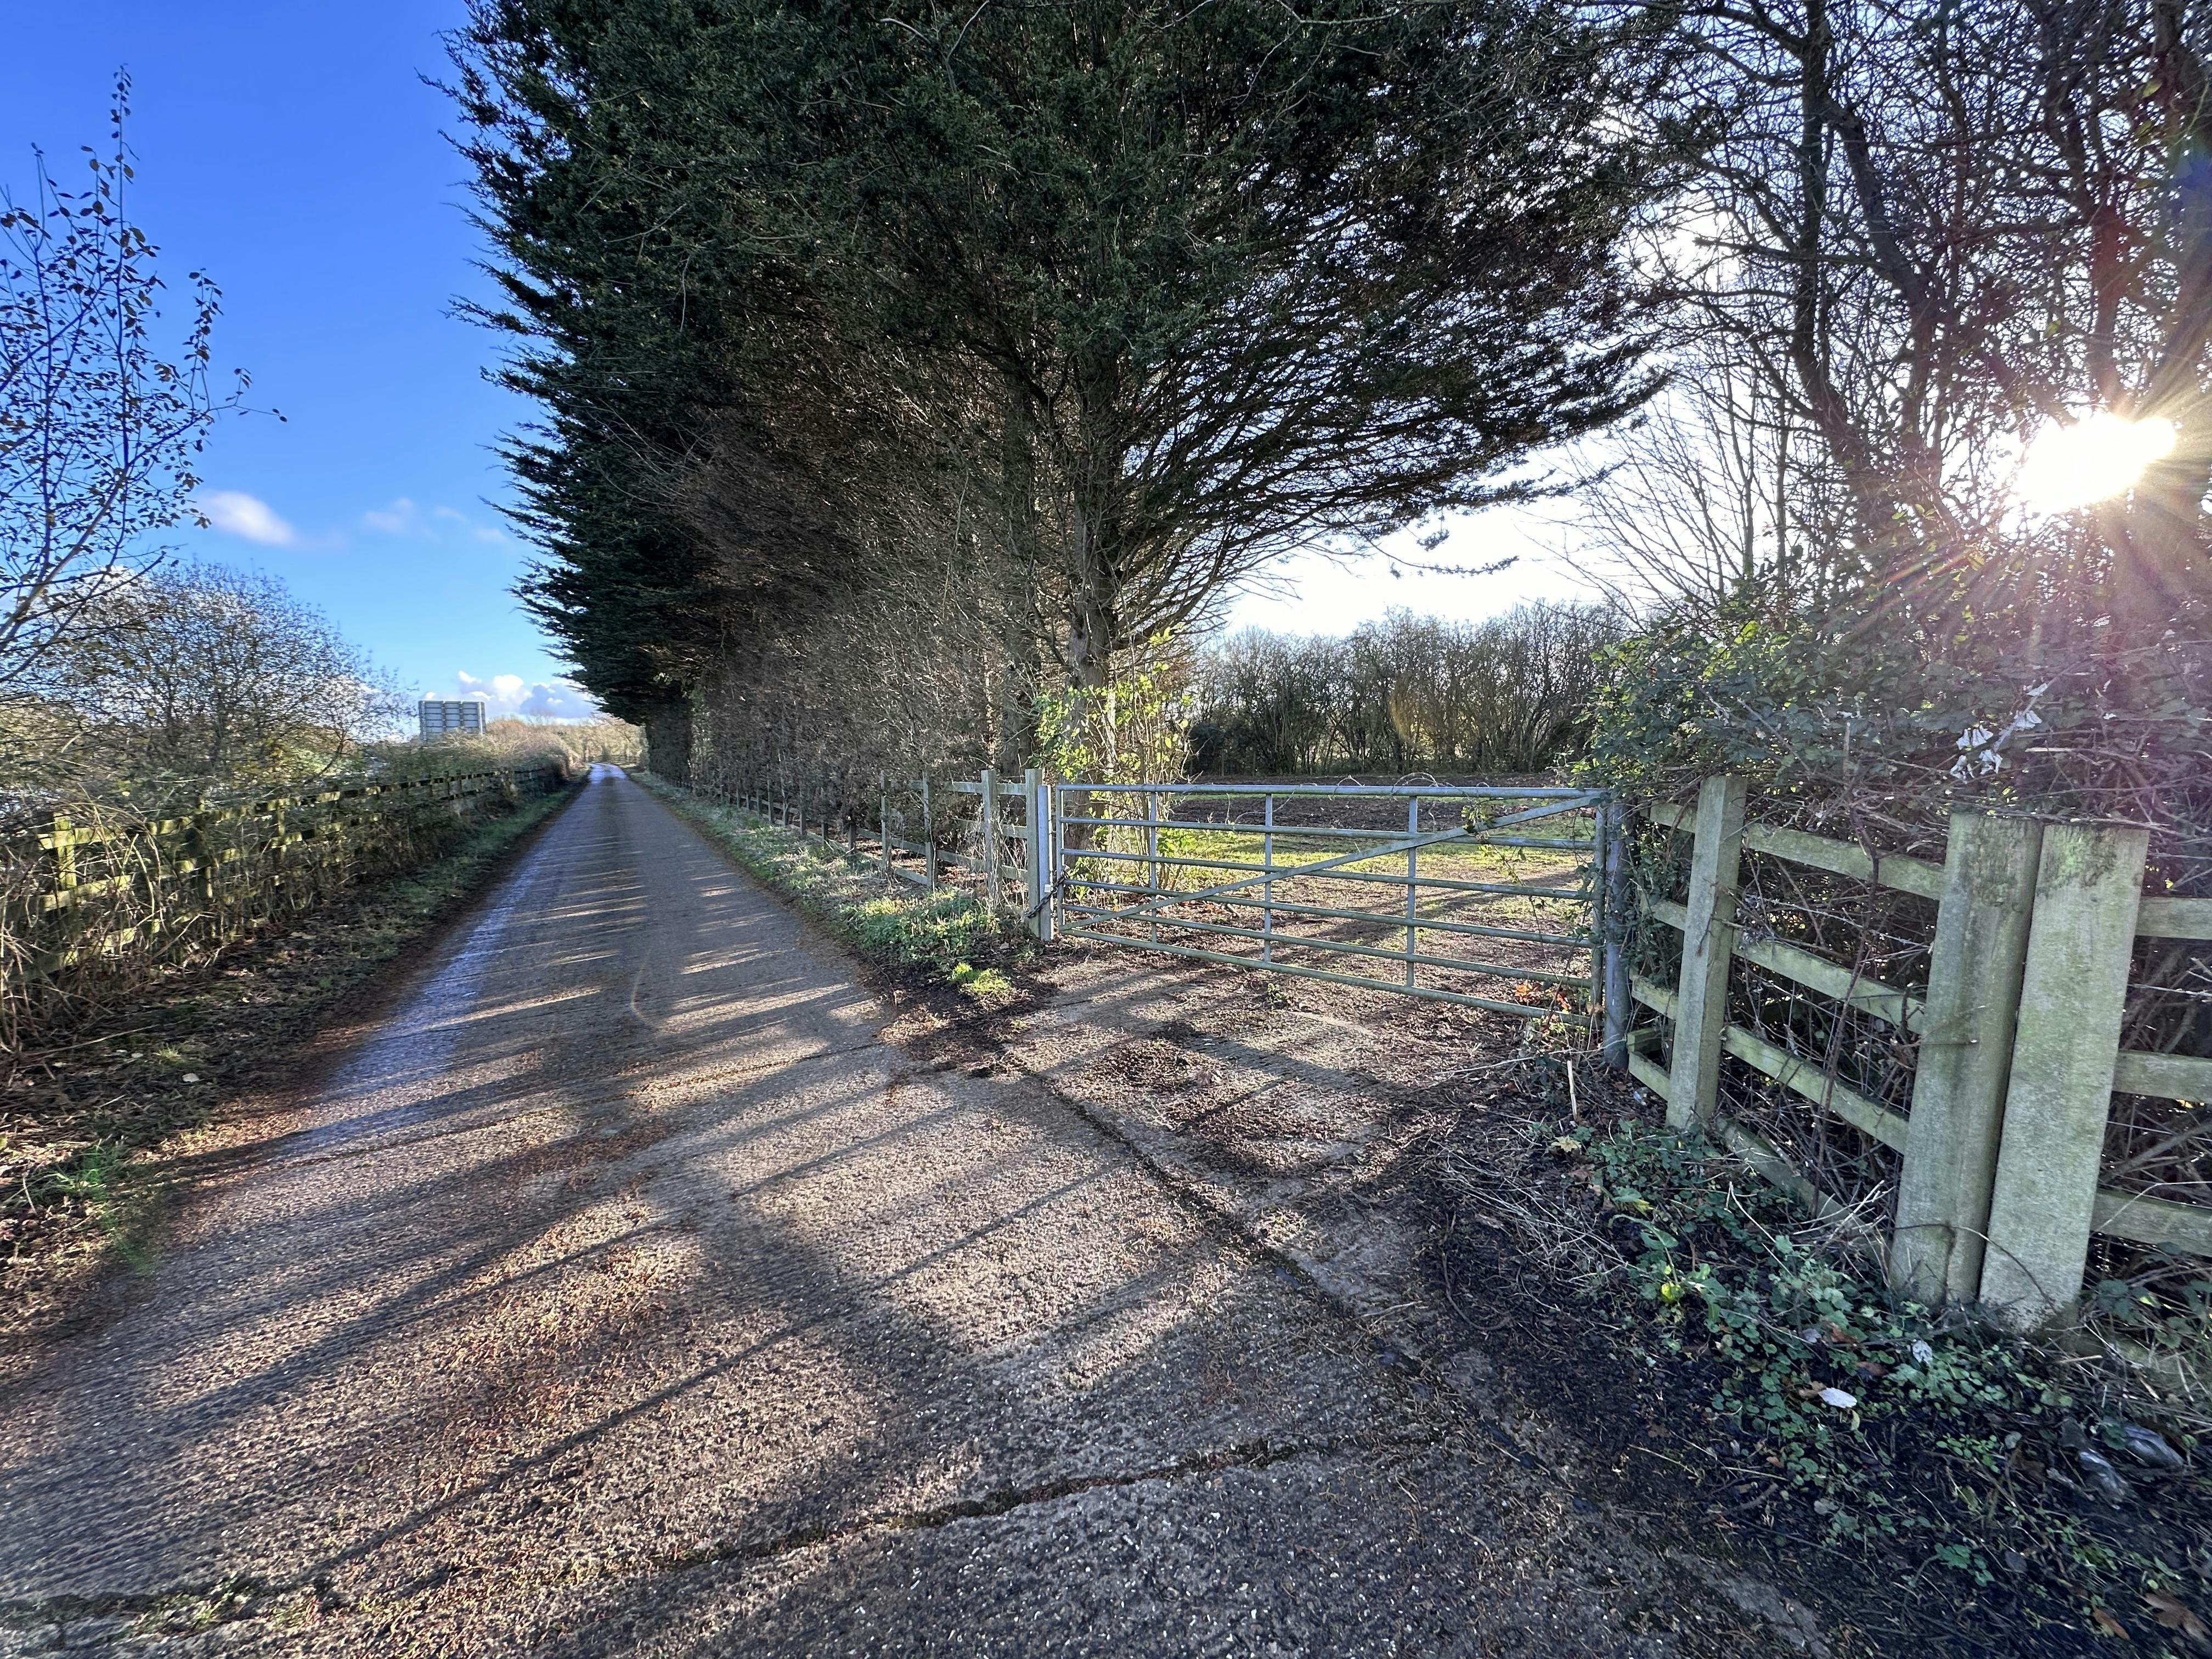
1599,797 -> 1633,1068
1889,812 -> 2042,1307
921,774 -> 936,891
1665,774 -> 1748,1131
980,766 -> 1002,909
1978,822 -> 2148,1330
189,795 -> 215,933
879,774 -> 892,874
49,814 -> 77,902
1023,768 -> 1045,936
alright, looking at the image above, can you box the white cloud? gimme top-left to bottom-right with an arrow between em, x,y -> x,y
199,489 -> 300,547
520,681 -> 599,719
450,670 -> 602,723
364,499 -> 506,545
363,497 -> 421,535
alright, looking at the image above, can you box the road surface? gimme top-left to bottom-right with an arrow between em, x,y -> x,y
0,767 -> 1756,1657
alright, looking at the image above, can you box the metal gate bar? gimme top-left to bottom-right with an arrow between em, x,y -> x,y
1052,780 -> 1609,1019
1062,877 -> 1589,949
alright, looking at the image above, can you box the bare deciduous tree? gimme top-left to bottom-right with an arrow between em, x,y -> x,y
23,565 -> 404,795
1,84 -> 238,695
1589,0 -> 2212,642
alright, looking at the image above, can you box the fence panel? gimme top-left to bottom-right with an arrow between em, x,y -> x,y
1,764 -> 566,1014
718,765 -> 1047,930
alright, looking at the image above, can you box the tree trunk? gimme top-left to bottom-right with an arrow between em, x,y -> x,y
644,701 -> 694,783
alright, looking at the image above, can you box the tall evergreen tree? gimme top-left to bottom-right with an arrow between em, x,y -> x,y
452,0 -> 1688,759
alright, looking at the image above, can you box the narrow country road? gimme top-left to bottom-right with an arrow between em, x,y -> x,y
1,768 -> 1757,1657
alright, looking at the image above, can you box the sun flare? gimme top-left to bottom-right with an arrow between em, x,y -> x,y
2016,411 -> 2178,513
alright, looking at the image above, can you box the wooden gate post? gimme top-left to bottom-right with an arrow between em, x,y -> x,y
1889,812 -> 2042,1307
1665,774 -> 1748,1131
1022,768 -> 1045,936
1599,797 -> 1633,1068
1978,822 -> 2147,1330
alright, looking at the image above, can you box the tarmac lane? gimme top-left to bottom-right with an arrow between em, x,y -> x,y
0,766 -> 1767,1657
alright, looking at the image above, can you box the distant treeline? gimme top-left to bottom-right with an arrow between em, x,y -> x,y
1192,602 -> 1623,777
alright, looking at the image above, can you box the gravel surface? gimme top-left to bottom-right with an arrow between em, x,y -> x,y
0,768 -> 1776,1657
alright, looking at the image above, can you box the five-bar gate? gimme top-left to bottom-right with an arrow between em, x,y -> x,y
1047,781 -> 1613,1020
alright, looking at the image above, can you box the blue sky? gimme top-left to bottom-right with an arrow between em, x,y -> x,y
1,4 -> 597,717
3,6 -> 1594,719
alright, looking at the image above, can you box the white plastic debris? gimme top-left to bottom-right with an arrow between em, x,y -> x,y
1949,688 -> 2049,781
1911,1340 -> 1935,1367
1819,1387 -> 1859,1410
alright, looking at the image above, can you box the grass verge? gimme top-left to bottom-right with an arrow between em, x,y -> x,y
639,776 -> 1029,1000
0,777 -> 583,1328
1435,1025 -> 2212,1656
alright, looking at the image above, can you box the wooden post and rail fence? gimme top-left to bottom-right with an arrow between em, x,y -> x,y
1626,774 -> 2210,1333
0,764 -> 569,1006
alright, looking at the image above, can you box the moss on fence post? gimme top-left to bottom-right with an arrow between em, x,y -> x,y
1978,822 -> 2148,1330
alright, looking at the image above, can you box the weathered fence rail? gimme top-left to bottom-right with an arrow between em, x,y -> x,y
1628,777 -> 2211,1330
1,764 -> 569,1015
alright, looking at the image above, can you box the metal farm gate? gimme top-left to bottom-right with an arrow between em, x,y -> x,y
1045,781 -> 1617,1022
